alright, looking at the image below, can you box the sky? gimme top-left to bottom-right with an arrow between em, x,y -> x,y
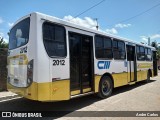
0,0 -> 160,44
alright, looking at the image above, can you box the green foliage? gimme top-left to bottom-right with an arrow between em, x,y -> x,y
157,49 -> 160,59
151,41 -> 160,59
0,37 -> 8,48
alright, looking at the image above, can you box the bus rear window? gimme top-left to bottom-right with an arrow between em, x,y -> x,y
9,18 -> 30,50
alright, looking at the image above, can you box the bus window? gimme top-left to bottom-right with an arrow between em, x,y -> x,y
113,40 -> 126,60
145,48 -> 152,61
9,18 -> 30,50
43,22 -> 66,57
95,35 -> 112,59
95,36 -> 103,58
137,46 -> 145,61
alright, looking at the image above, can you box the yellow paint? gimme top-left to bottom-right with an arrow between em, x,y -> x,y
94,75 -> 101,93
137,71 -> 141,81
37,82 -> 51,101
128,71 -> 135,82
7,80 -> 70,101
71,90 -> 80,95
70,88 -> 91,95
83,88 -> 91,93
112,73 -> 128,88
141,70 -> 147,80
137,63 -> 152,69
95,73 -> 128,92
136,70 -> 147,81
152,69 -> 154,77
51,80 -> 70,100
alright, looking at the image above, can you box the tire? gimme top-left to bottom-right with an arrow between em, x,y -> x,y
158,66 -> 160,70
97,76 -> 113,99
146,71 -> 150,83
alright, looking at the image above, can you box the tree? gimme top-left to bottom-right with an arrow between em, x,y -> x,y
151,41 -> 160,59
0,37 -> 8,48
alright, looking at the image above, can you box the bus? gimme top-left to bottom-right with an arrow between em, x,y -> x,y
7,12 -> 158,101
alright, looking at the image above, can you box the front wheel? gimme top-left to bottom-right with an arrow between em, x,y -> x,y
97,76 -> 113,99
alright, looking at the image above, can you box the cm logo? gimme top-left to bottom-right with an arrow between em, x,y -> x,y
97,61 -> 111,69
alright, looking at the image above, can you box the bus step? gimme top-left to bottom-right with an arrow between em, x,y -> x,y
71,91 -> 94,99
128,82 -> 136,85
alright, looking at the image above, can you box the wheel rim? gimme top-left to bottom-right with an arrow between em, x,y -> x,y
102,80 -> 110,95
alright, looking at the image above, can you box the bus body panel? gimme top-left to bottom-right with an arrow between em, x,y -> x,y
95,59 -> 128,88
137,61 -> 153,81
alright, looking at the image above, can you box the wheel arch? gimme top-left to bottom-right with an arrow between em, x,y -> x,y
101,72 -> 114,88
97,72 -> 114,98
148,69 -> 152,77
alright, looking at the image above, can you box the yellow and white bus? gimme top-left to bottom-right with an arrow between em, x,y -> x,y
7,12 -> 158,101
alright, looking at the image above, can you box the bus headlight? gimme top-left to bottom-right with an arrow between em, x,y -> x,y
27,60 -> 33,86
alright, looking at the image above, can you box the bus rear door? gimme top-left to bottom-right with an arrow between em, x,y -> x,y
126,44 -> 137,83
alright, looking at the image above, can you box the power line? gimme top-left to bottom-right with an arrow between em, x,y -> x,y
74,0 -> 106,18
107,2 -> 160,27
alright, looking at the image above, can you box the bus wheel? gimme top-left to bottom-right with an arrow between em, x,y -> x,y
97,76 -> 113,99
146,71 -> 150,83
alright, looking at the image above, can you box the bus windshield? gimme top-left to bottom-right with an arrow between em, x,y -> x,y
9,18 -> 30,50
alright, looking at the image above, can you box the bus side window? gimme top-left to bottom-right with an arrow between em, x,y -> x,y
95,35 -> 112,59
43,22 -> 66,57
113,40 -> 125,60
145,48 -> 152,61
137,46 -> 145,61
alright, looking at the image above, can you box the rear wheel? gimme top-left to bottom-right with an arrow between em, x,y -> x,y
97,76 -> 113,99
146,71 -> 150,83
158,66 -> 160,70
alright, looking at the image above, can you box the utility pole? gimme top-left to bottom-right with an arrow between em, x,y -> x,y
148,37 -> 150,46
95,18 -> 99,30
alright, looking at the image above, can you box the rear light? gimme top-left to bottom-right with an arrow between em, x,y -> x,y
27,60 -> 33,86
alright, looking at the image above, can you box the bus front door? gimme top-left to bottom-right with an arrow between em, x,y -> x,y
126,45 -> 137,82
69,32 -> 94,96
153,51 -> 158,76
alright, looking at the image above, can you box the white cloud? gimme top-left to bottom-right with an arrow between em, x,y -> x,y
63,15 -> 132,35
63,15 -> 97,30
8,22 -> 14,27
140,36 -> 148,42
150,34 -> 160,40
0,17 -> 4,24
0,32 -> 8,43
105,23 -> 131,35
115,23 -> 131,28
3,37 -> 8,43
140,34 -> 160,43
105,28 -> 118,34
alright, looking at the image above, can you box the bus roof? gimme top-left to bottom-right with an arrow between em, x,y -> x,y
11,12 -> 156,50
